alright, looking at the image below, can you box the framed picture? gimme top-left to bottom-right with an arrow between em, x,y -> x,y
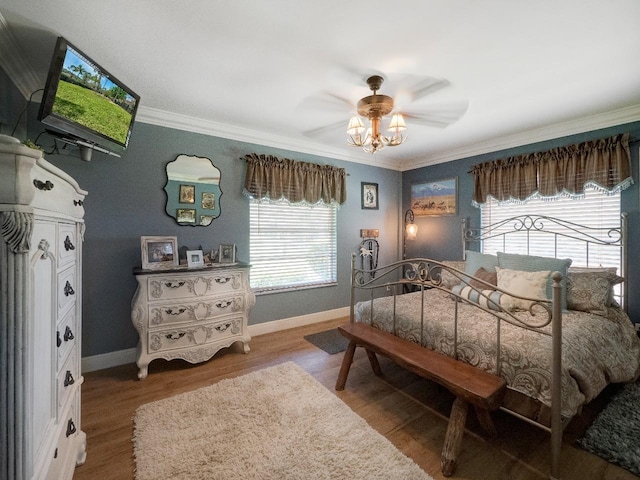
411,177 -> 458,216
219,244 -> 236,263
186,249 -> 204,268
176,208 -> 196,224
179,184 -> 195,204
361,182 -> 379,210
141,236 -> 178,270
200,215 -> 214,226
201,192 -> 215,210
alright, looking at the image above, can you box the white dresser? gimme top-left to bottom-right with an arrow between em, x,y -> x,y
0,135 -> 87,479
131,264 -> 254,379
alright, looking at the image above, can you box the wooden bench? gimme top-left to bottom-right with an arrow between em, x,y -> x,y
335,322 -> 507,477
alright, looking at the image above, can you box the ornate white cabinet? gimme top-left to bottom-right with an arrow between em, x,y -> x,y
0,135 -> 87,479
131,264 -> 255,379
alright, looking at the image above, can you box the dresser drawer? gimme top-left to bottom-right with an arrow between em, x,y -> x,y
57,350 -> 77,413
57,266 -> 77,316
56,311 -> 76,368
57,224 -> 78,269
147,271 -> 246,301
148,294 -> 246,327
47,395 -> 80,480
148,317 -> 243,353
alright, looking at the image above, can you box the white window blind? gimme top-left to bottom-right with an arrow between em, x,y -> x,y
480,189 -> 621,271
250,200 -> 337,293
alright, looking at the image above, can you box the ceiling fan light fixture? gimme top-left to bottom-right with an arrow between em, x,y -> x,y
347,76 -> 409,154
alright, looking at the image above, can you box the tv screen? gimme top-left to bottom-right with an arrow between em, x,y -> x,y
38,36 -> 140,156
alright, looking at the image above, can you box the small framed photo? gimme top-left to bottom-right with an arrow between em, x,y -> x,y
361,182 -> 378,210
141,236 -> 178,270
200,215 -> 214,226
411,177 -> 458,216
186,249 -> 204,268
219,244 -> 236,263
176,208 -> 196,224
179,184 -> 195,204
201,192 -> 215,210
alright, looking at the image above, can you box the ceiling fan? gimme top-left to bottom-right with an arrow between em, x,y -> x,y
300,73 -> 468,154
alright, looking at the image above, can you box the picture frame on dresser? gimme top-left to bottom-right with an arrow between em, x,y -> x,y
186,249 -> 204,268
219,243 -> 236,263
141,236 -> 179,270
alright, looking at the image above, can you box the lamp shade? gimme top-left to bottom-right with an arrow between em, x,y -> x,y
405,222 -> 418,240
347,116 -> 365,135
388,113 -> 407,132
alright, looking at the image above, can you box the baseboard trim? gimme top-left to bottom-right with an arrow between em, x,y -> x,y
81,307 -> 350,373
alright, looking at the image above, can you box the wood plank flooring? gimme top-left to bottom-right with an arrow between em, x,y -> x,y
74,317 -> 638,480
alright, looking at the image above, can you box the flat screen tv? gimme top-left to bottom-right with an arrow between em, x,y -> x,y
38,36 -> 140,157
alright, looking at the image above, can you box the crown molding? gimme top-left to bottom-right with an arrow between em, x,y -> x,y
0,11 -> 42,100
136,106 -> 402,170
398,104 -> 640,171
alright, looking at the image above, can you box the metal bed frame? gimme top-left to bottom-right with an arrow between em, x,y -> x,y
349,213 -> 628,480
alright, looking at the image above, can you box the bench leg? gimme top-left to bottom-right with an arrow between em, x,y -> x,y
335,341 -> 357,391
474,406 -> 498,438
365,348 -> 382,376
441,397 -> 468,477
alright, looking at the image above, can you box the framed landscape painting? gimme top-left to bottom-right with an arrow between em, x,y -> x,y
411,177 -> 457,216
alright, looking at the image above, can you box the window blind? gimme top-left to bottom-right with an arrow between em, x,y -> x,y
250,200 -> 337,293
481,189 -> 623,303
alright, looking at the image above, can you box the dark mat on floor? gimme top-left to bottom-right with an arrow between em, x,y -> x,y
577,381 -> 640,476
303,328 -> 349,355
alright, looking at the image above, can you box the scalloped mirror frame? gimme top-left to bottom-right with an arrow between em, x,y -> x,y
164,154 -> 222,226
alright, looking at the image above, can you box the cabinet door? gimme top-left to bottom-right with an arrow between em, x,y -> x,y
29,220 -> 57,476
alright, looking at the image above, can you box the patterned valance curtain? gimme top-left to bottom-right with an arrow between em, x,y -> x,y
242,153 -> 347,206
470,133 -> 632,205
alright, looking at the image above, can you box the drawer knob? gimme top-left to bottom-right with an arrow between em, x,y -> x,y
66,419 -> 76,437
215,276 -> 232,284
73,199 -> 84,206
64,235 -> 76,251
215,323 -> 231,333
164,281 -> 185,289
64,326 -> 75,342
33,179 -> 54,191
64,281 -> 75,296
215,300 -> 232,309
64,370 -> 75,387
165,332 -> 186,340
165,307 -> 186,315
57,331 -> 62,348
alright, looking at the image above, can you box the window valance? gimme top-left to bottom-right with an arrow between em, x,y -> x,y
470,133 -> 632,205
242,153 -> 347,206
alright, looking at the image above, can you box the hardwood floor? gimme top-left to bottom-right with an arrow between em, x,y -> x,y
74,317 -> 637,480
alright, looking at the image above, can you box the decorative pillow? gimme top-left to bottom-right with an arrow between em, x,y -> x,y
497,252 -> 572,310
439,260 -> 466,290
566,268 -> 624,315
451,284 -> 502,311
467,267 -> 498,290
464,250 -> 499,277
496,267 -> 551,311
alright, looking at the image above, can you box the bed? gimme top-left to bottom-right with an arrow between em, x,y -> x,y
349,214 -> 640,479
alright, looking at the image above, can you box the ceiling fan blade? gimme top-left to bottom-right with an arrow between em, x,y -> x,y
401,101 -> 469,128
296,91 -> 355,115
386,74 -> 451,105
302,119 -> 346,138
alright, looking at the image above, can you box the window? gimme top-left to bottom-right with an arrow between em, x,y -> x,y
249,200 -> 337,293
480,188 -> 621,268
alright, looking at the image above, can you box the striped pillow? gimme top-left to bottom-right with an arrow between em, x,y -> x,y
451,284 -> 502,311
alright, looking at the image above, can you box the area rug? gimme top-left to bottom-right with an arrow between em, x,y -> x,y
303,328 -> 349,354
577,382 -> 640,476
133,362 -> 432,480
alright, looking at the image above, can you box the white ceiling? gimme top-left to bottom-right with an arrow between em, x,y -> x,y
1,0 -> 640,171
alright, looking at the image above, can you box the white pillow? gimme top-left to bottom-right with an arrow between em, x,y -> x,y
496,267 -> 551,311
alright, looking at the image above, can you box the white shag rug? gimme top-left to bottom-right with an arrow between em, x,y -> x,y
133,362 -> 432,480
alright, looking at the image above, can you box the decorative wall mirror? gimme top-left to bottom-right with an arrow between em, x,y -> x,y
164,154 -> 222,226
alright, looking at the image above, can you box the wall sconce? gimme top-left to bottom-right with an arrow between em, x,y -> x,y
403,209 -> 418,259
405,209 -> 418,240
